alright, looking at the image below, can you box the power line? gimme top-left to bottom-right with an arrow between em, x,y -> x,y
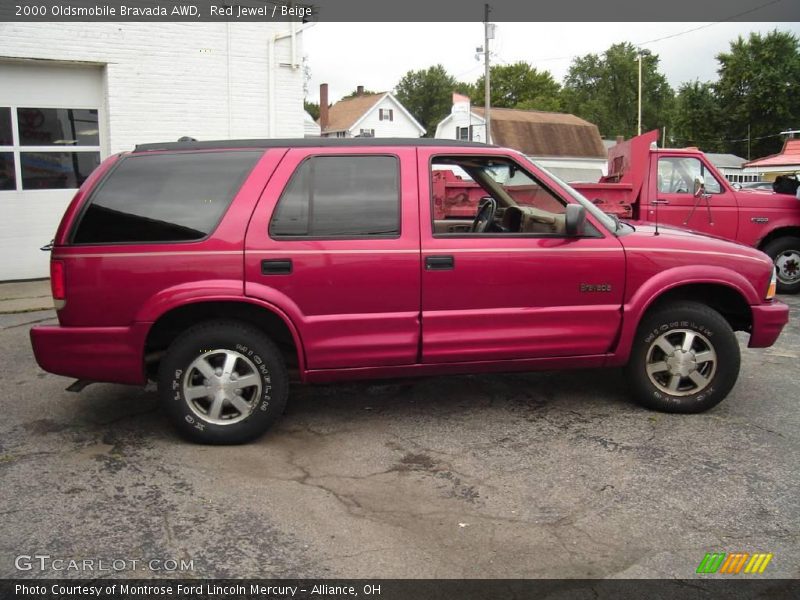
672,132 -> 786,145
533,0 -> 786,64
635,0 -> 784,46
453,63 -> 482,79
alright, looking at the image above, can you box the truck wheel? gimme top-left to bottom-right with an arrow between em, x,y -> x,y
157,320 -> 288,444
624,302 -> 740,413
763,236 -> 800,294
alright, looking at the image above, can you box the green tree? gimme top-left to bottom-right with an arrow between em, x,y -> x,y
714,30 -> 800,159
394,65 -> 458,137
473,62 -> 562,111
562,42 -> 674,139
304,100 -> 320,121
671,81 -> 723,152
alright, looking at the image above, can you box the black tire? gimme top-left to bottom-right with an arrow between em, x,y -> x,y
158,320 -> 288,444
763,236 -> 800,295
624,301 -> 740,413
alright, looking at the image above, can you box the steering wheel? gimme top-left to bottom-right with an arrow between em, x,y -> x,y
471,197 -> 497,233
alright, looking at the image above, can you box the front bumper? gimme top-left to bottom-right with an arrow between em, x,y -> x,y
30,323 -> 150,385
748,301 -> 790,348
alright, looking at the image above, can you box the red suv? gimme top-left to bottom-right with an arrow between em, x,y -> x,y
30,139 -> 789,444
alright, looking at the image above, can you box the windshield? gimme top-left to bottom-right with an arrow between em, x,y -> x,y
530,161 -> 619,233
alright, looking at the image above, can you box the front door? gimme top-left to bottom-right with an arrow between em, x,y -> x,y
649,154 -> 738,240
418,149 -> 626,364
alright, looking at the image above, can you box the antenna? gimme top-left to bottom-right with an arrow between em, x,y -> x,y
649,140 -> 662,236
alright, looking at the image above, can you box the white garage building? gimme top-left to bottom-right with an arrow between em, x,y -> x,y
0,23 -> 307,281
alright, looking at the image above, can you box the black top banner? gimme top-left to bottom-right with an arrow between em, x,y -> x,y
1,0 -> 799,22
2,579 -> 800,600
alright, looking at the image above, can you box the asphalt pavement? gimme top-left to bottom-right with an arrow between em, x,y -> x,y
0,294 -> 797,579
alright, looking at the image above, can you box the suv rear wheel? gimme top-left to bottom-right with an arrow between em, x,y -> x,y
625,302 -> 740,413
158,320 -> 288,444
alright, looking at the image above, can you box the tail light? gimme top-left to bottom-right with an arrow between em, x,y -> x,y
50,260 -> 66,309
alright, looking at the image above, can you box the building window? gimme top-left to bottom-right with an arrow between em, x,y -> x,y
0,107 -> 12,145
456,126 -> 473,141
17,108 -> 100,146
0,105 -> 102,192
0,108 -> 15,190
358,129 -> 375,137
270,155 -> 400,239
379,108 -> 394,122
20,152 -> 99,190
0,152 -> 14,191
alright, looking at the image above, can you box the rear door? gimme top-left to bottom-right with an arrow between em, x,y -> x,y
418,149 -> 625,363
244,147 -> 421,370
650,153 -> 738,240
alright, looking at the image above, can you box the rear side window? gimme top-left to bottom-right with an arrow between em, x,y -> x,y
269,155 -> 400,238
72,151 -> 262,244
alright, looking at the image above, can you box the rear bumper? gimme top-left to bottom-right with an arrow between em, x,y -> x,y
30,323 -> 150,385
748,301 -> 790,348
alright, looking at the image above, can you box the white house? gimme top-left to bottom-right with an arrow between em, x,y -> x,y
0,22 -> 307,281
304,110 -> 321,137
318,85 -> 425,138
704,153 -> 759,184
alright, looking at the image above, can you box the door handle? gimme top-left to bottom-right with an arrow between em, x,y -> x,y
651,199 -> 670,205
261,259 -> 293,275
425,255 -> 455,271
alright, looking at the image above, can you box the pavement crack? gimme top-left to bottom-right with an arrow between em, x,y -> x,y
1,316 -> 57,330
162,513 -> 175,545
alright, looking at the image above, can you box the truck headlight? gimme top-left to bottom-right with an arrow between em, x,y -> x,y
766,266 -> 777,300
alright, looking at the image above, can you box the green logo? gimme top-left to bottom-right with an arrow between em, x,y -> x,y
697,552 -> 773,574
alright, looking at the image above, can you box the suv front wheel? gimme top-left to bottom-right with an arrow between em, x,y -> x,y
158,320 -> 288,444
625,302 -> 740,413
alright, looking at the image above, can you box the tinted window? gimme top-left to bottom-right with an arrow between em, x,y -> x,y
17,108 -> 99,146
0,153 -> 14,191
21,151 -> 100,190
0,108 -> 12,145
73,151 -> 261,244
270,156 -> 399,238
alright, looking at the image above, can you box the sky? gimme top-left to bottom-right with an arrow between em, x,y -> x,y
302,21 -> 800,104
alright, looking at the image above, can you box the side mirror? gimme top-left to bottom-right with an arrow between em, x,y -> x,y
693,175 -> 705,197
565,204 -> 586,236
732,182 -> 742,190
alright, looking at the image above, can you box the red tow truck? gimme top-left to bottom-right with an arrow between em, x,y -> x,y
570,131 -> 800,293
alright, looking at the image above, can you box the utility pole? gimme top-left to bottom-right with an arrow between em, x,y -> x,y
484,3 -> 492,144
636,50 -> 642,136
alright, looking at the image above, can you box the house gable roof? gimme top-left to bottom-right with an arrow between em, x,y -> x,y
323,93 -> 385,133
471,107 -> 606,158
322,92 -> 425,135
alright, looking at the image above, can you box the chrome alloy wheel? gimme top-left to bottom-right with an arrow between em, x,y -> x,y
182,349 -> 262,425
775,249 -> 800,285
645,329 -> 717,397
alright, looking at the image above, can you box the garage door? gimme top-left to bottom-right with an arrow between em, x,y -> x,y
0,61 -> 105,281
